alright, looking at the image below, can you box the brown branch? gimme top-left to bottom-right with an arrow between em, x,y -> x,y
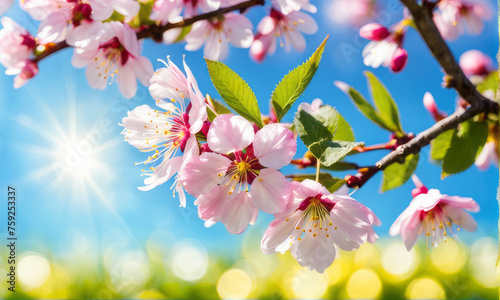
32,0 -> 264,64
400,0 -> 492,107
345,0 -> 499,189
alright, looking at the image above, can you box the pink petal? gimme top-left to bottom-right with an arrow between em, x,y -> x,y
207,114 -> 254,154
439,194 -> 480,212
290,229 -> 335,273
220,191 -> 256,234
139,156 -> 183,191
116,63 -> 137,99
250,168 -> 291,214
130,56 -> 154,86
180,152 -> 231,197
253,123 -> 296,169
195,184 -> 228,221
442,205 -> 478,232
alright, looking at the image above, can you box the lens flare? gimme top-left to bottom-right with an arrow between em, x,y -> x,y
18,253 -> 51,290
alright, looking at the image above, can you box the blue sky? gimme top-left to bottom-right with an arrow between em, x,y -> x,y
0,0 -> 498,256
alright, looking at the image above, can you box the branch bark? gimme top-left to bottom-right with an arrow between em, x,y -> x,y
346,0 -> 499,188
32,0 -> 264,64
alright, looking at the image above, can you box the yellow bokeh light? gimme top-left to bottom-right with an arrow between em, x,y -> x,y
346,268 -> 382,299
168,240 -> 208,282
431,238 -> 467,274
326,256 -> 350,286
291,269 -> 329,298
469,237 -> 499,288
406,277 -> 446,299
217,268 -> 253,299
18,253 -> 51,290
353,243 -> 379,268
380,242 -> 418,280
136,289 -> 167,299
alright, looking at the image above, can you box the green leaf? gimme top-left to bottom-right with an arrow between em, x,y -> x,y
271,36 -> 328,121
430,129 -> 456,161
335,79 -> 405,136
315,105 -> 355,142
321,161 -> 359,171
442,120 -> 488,177
364,71 -> 404,135
174,24 -> 192,42
294,108 -> 361,167
128,0 -> 155,28
288,173 -> 346,193
206,95 -> 232,122
382,153 -> 420,192
205,59 -> 264,128
477,71 -> 499,94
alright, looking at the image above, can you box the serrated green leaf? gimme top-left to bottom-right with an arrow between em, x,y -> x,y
364,71 -> 404,135
477,71 -> 499,94
294,109 -> 362,166
174,24 -> 192,43
309,140 -> 363,167
206,95 -> 232,122
442,120 -> 488,177
288,173 -> 346,192
382,153 -> 419,192
271,36 -> 328,121
321,161 -> 359,171
430,129 -> 456,161
205,59 -> 264,128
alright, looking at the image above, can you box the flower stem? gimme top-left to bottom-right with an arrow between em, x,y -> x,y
315,159 -> 320,182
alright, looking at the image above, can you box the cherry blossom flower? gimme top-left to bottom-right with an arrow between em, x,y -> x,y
6,60 -> 39,88
184,13 -> 253,61
183,0 -> 220,17
71,21 -> 153,99
0,0 -> 14,16
273,0 -> 316,15
261,180 -> 380,273
121,57 -> 207,206
0,17 -> 36,70
180,114 -> 296,234
150,0 -> 183,25
327,0 -> 375,26
423,92 -> 446,122
361,21 -> 409,72
390,175 -> 480,250
434,0 -> 492,41
475,140 -> 499,170
459,49 -> 494,77
250,6 -> 318,62
86,0 -> 140,21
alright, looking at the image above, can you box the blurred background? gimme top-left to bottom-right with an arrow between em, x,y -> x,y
0,0 -> 498,298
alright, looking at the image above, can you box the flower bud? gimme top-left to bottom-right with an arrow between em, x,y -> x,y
423,92 -> 445,121
459,50 -> 493,77
390,48 -> 408,72
359,23 -> 390,41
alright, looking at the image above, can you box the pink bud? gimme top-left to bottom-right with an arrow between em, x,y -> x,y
390,48 -> 408,72
423,92 -> 438,114
359,23 -> 390,41
459,50 -> 493,77
12,60 -> 38,88
411,175 -> 428,197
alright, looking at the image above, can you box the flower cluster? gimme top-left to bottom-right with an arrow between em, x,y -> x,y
120,57 -> 482,273
0,0 -> 318,98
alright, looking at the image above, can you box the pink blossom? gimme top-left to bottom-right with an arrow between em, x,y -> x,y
0,17 -> 36,69
298,98 -> 323,116
328,0 -> 375,26
71,21 -> 153,99
5,60 -> 39,88
390,175 -> 480,250
361,21 -> 408,72
184,13 -> 253,61
150,0 -> 183,26
273,0 -> 316,15
0,0 -> 14,16
183,0 -> 220,17
180,114 -> 297,234
121,57 -> 207,206
423,92 -> 446,121
87,0 -> 140,21
250,6 -> 317,62
459,49 -> 494,77
261,180 -> 380,273
475,141 -> 499,170
359,23 -> 390,41
434,0 -> 492,40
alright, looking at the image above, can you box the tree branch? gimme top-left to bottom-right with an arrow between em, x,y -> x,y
32,0 -> 265,64
345,0 -> 499,188
400,0 -> 493,108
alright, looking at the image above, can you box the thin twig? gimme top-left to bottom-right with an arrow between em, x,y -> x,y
32,0 -> 265,64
